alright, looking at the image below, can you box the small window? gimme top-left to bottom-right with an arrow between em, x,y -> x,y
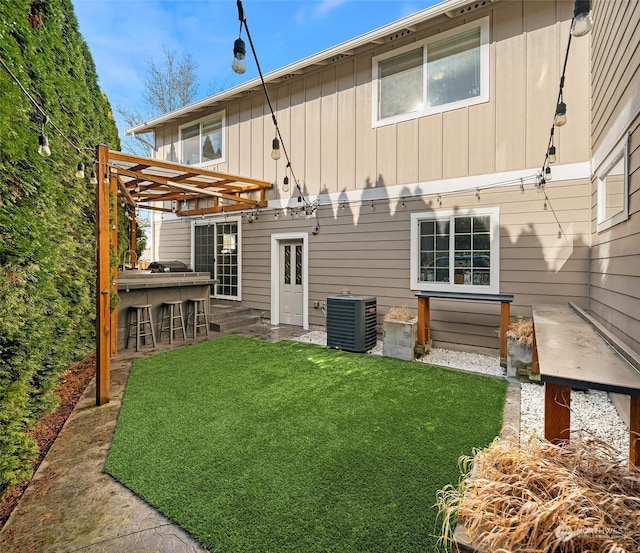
410,207 -> 500,293
372,18 -> 489,127
597,134 -> 629,232
179,112 -> 224,165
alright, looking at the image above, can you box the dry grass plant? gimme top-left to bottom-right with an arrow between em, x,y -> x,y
384,306 -> 416,322
436,433 -> 640,552
506,318 -> 534,347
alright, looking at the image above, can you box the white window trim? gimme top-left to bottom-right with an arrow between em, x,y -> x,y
372,17 -> 490,128
410,206 -> 500,294
596,134 -> 630,232
178,110 -> 226,167
191,215 -> 242,301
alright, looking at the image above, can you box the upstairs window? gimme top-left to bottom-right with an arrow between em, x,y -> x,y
597,134 -> 629,232
372,18 -> 489,127
180,112 -> 225,165
410,207 -> 500,293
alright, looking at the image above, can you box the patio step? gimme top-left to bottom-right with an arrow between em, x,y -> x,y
209,303 -> 265,333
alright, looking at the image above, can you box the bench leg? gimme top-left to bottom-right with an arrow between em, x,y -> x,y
631,396 -> 640,467
500,301 -> 510,368
544,382 -> 571,445
417,297 -> 431,351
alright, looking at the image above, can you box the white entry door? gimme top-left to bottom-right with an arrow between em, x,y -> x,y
279,240 -> 303,326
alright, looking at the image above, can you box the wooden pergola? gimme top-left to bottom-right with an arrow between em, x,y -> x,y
94,144 -> 271,405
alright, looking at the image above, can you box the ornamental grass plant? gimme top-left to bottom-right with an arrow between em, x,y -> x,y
437,434 -> 640,552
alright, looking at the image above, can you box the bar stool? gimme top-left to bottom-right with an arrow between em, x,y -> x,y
186,297 -> 209,338
126,304 -> 156,351
159,300 -> 187,343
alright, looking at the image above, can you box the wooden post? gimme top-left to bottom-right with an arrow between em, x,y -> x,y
630,396 -> 640,467
417,296 -> 431,348
95,145 -> 111,405
531,325 -> 539,374
544,382 -> 571,444
110,173 -> 118,356
499,301 -> 510,368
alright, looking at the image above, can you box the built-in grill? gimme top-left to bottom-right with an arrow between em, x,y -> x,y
148,260 -> 192,273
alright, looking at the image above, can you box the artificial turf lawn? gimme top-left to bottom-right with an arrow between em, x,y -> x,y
105,335 -> 507,552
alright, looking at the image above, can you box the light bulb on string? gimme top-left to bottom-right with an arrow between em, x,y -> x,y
75,162 -> 85,179
476,188 -> 481,202
545,166 -> 552,182
282,175 -> 289,192
89,169 -> 98,185
555,101 -> 567,127
38,133 -> 51,157
548,144 -> 557,164
271,137 -> 281,160
571,0 -> 593,37
232,38 -> 247,74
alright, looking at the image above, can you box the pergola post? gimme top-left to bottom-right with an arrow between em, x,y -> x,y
95,144 -> 111,405
110,172 -> 118,356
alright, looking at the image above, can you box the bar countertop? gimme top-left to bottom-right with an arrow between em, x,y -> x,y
117,271 -> 217,291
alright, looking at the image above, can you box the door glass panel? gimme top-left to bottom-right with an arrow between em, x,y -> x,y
295,245 -> 302,286
216,222 -> 238,297
194,224 -> 215,278
284,245 -> 291,285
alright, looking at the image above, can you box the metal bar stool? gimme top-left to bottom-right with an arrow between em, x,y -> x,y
186,298 -> 209,338
126,304 -> 157,351
159,301 -> 187,343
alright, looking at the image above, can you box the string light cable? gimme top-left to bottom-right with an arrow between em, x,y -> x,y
233,0 -> 316,215
0,54 -> 96,168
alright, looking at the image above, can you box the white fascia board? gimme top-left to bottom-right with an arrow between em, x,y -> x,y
126,0 -> 488,135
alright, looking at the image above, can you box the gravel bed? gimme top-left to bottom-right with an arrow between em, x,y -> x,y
293,331 -> 629,461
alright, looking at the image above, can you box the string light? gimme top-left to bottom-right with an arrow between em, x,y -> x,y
545,166 -> 552,182
271,137 -> 281,160
370,200 -> 375,210
232,0 -> 316,218
282,175 -> 289,192
89,169 -> 98,185
437,194 -> 442,207
520,181 -> 525,194
75,162 -> 85,179
475,188 -> 481,202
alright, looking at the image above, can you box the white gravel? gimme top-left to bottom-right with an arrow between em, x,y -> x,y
294,331 -> 630,461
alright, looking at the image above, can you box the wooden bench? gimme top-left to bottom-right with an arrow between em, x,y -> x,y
416,291 -> 514,367
532,303 -> 640,466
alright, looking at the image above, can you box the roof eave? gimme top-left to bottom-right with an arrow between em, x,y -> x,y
126,0 -> 493,135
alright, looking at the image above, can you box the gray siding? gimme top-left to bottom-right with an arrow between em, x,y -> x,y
589,0 -> 640,354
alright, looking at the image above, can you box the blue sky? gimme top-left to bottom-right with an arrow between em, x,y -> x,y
72,0 -> 440,139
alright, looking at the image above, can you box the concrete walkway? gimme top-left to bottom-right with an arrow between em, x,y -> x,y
0,324 -> 306,553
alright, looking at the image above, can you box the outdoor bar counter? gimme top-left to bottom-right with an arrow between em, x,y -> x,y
116,271 -> 216,350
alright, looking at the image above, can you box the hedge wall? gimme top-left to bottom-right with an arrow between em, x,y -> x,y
0,0 -> 120,492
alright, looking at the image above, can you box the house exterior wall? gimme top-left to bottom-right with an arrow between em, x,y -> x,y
152,0 -> 593,351
589,0 -> 640,353
155,1 -> 589,196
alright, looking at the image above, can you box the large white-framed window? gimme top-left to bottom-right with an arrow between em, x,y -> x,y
410,207 -> 500,293
179,111 -> 225,166
596,134 -> 629,232
372,17 -> 489,127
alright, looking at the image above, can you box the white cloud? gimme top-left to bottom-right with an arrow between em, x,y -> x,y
313,0 -> 349,18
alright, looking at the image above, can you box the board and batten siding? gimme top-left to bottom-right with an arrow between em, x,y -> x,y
589,0 -> 640,354
155,1 -> 588,199
158,177 -> 590,350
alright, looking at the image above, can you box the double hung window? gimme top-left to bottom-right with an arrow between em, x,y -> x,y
372,18 -> 489,126
180,112 -> 224,165
410,207 -> 499,293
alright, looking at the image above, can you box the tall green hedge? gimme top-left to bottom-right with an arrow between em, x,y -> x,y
0,0 -> 120,492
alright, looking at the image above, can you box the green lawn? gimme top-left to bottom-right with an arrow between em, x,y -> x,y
105,335 -> 506,552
